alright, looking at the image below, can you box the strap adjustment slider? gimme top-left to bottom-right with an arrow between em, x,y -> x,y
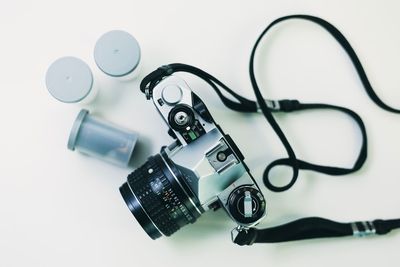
278,99 -> 301,112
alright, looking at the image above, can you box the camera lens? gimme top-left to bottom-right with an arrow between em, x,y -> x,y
120,152 -> 203,239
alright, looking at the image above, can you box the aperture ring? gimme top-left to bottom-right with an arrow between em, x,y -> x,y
127,155 -> 197,236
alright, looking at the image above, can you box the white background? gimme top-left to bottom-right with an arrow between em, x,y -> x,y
1,0 -> 399,266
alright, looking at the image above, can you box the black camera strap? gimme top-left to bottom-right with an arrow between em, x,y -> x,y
232,217 -> 400,245
249,14 -> 400,192
140,15 -> 400,245
237,14 -> 400,245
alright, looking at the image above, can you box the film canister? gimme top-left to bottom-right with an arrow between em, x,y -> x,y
68,109 -> 138,167
45,57 -> 98,104
94,30 -> 141,80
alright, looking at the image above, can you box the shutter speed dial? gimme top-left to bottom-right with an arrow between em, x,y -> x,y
228,186 -> 266,225
168,104 -> 195,131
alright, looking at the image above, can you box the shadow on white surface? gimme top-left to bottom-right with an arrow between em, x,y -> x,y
166,209 -> 233,246
128,135 -> 154,168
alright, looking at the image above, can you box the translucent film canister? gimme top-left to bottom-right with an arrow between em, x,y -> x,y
68,109 -> 138,167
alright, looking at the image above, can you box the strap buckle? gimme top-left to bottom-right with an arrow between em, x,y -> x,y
257,99 -> 281,112
351,221 -> 377,237
257,99 -> 301,112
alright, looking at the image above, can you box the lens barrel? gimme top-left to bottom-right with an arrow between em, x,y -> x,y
120,153 -> 202,239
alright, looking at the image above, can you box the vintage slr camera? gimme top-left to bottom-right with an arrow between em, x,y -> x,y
119,76 -> 267,239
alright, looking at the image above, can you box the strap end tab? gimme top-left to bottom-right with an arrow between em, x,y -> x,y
231,227 -> 258,246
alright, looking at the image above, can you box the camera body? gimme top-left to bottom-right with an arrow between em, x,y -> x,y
120,76 -> 267,239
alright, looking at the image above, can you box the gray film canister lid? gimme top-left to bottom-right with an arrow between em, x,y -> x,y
94,30 -> 141,77
45,57 -> 93,103
68,109 -> 89,151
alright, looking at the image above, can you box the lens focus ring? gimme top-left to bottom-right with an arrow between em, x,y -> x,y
127,160 -> 180,236
125,154 -> 199,237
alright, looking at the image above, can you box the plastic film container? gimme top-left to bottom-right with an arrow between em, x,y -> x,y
94,30 -> 141,80
45,57 -> 98,104
68,109 -> 138,167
